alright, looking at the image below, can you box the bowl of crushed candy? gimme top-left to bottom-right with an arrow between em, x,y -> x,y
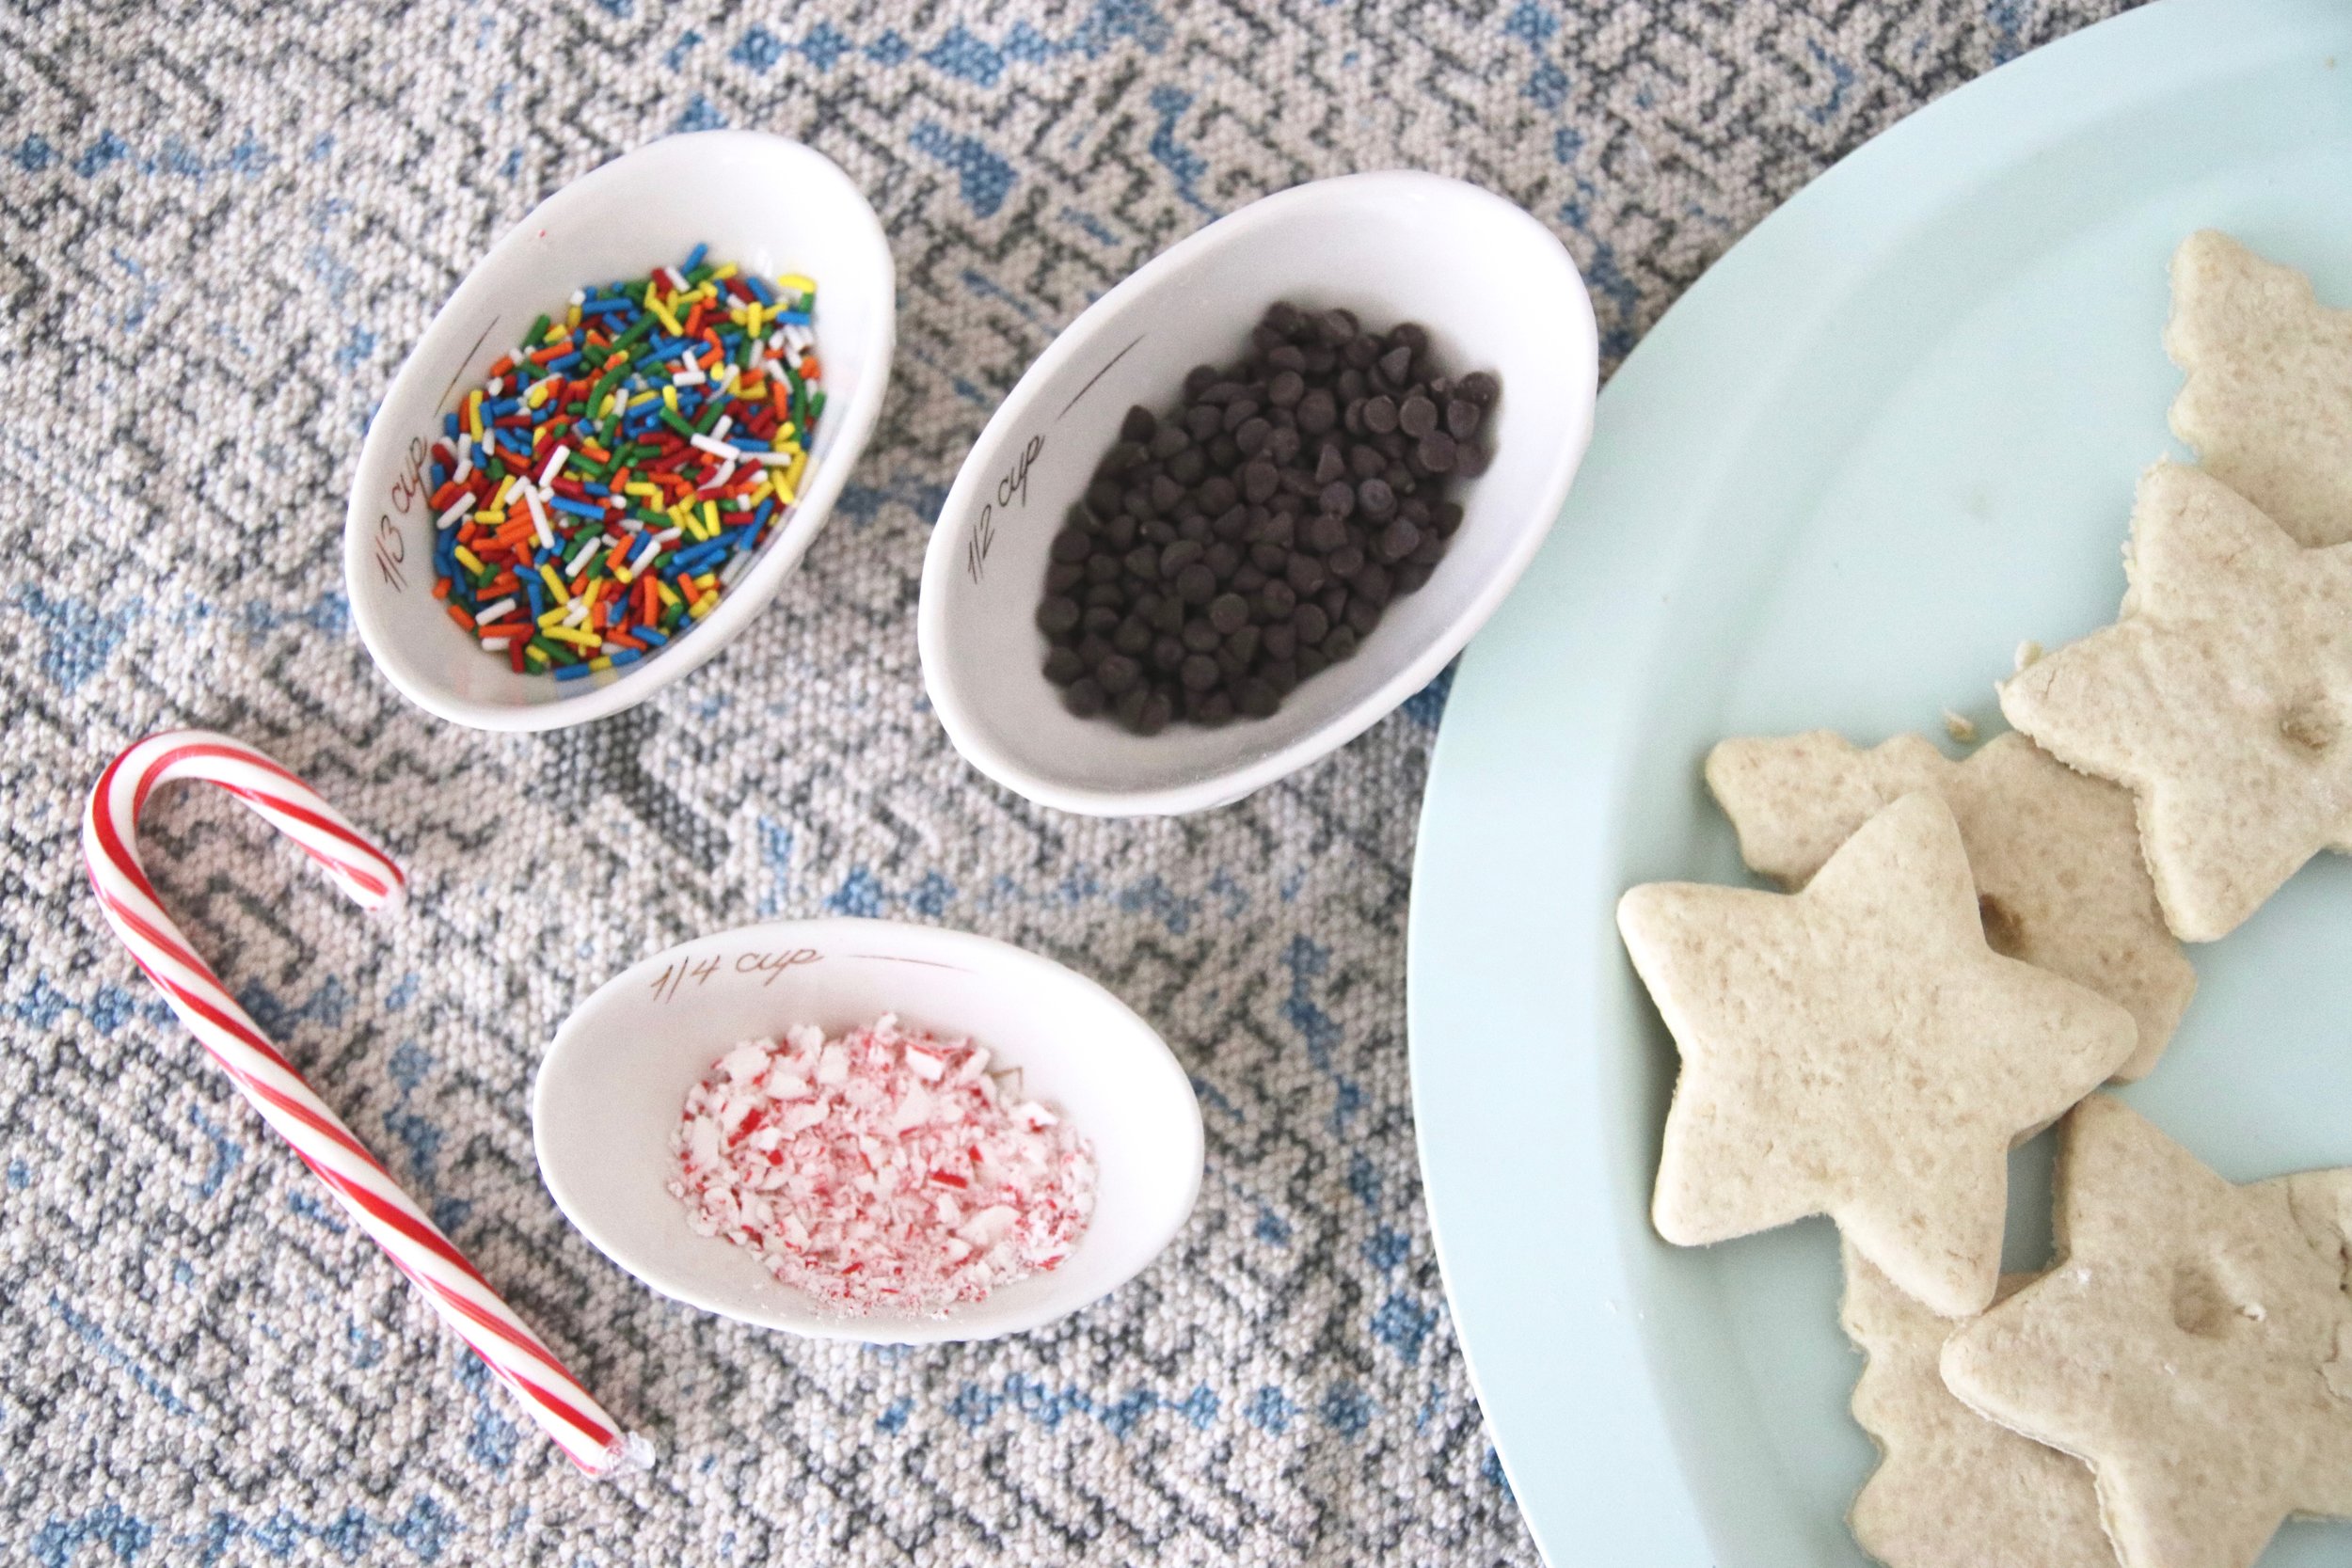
346,131 -> 895,732
918,169 -> 1597,816
532,918 -> 1203,1342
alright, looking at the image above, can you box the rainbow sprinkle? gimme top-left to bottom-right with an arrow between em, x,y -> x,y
425,245 -> 825,681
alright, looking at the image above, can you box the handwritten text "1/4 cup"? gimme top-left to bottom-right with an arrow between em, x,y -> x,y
647,949 -> 822,1004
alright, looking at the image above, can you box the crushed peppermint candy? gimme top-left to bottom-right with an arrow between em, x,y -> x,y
668,1014 -> 1096,1316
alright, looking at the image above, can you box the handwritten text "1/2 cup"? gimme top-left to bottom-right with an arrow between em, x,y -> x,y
647,949 -> 822,1004
966,433 -> 1043,586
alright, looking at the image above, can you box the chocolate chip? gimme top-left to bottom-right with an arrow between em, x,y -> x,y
1296,388 -> 1337,435
1051,528 -> 1092,563
1375,517 -> 1420,562
1303,513 -> 1348,552
1398,394 -> 1438,439
1097,654 -> 1142,695
1208,593 -> 1251,634
1180,654 -> 1220,691
1173,563 -> 1215,604
1362,395 -> 1399,436
1132,691 -> 1174,735
1416,431 -> 1459,473
1241,460 -> 1280,504
1294,602 -> 1330,644
1446,398 -> 1483,440
1319,481 -> 1357,519
1456,370 -> 1501,404
1044,647 -> 1084,686
1377,344 -> 1414,387
1267,369 -> 1304,407
1359,477 -> 1396,519
1064,677 -> 1106,717
1035,595 -> 1080,636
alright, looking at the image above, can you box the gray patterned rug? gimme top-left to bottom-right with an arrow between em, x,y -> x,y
1,2 -> 2129,1562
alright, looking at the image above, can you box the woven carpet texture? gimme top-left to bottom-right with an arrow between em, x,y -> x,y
0,2 -> 2128,1563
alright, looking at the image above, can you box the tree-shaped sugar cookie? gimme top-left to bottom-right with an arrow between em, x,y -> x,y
1999,462 -> 2352,942
1708,731 -> 2192,1079
1619,791 -> 2136,1317
1942,1096 -> 2352,1568
1842,1247 -> 2113,1568
2168,230 -> 2352,548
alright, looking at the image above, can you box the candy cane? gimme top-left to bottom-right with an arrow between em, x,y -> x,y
82,730 -> 644,1477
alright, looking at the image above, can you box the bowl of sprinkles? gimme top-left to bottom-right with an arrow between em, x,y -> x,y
347,132 -> 895,730
531,918 -> 1203,1343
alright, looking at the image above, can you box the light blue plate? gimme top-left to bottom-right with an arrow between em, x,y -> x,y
1407,3 -> 2352,1563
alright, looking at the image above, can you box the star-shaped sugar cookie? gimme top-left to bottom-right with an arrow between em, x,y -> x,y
1619,790 -> 2136,1317
1842,1247 -> 2114,1568
1998,462 -> 2352,942
1942,1097 -> 2352,1568
2168,230 -> 2352,548
1708,731 -> 2194,1079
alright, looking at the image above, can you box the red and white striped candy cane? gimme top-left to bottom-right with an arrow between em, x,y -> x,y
83,730 -> 644,1477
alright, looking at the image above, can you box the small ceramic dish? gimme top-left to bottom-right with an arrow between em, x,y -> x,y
345,131 -> 896,732
532,917 -> 1202,1343
917,170 -> 1598,816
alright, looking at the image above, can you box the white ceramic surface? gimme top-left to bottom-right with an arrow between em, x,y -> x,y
345,132 -> 895,731
918,171 -> 1598,816
532,918 -> 1203,1342
1408,2 -> 2352,1564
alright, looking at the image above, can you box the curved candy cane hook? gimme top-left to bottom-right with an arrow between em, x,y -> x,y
82,730 -> 645,1477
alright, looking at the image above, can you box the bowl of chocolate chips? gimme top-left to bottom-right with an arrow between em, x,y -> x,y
919,171 -> 1598,816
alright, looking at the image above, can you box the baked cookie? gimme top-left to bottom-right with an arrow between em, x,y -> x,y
1998,462 -> 2352,942
2168,230 -> 2352,548
1619,791 -> 2136,1317
1842,1247 -> 2113,1568
1942,1096 -> 2352,1568
1707,731 -> 2193,1079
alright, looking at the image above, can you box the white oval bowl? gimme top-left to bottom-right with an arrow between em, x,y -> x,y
532,918 -> 1203,1343
918,170 -> 1598,816
345,132 -> 896,732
